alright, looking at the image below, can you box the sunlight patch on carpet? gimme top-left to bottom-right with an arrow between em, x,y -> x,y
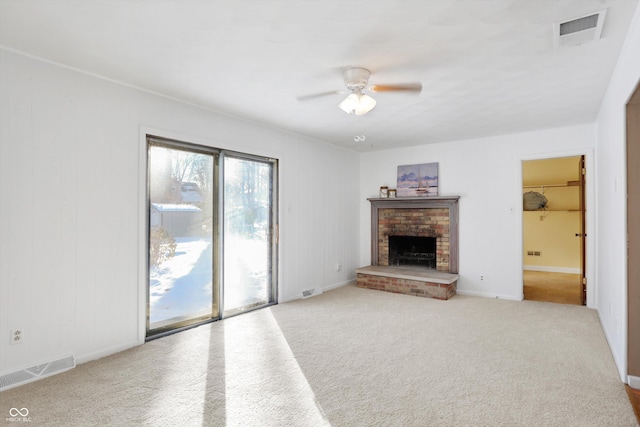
223,309 -> 330,426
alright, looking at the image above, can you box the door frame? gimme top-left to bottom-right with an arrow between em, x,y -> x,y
518,149 -> 595,307
626,81 -> 640,385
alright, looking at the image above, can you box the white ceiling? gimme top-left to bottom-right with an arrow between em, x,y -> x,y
1,0 -> 638,151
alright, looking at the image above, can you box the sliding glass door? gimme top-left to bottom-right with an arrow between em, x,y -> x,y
223,154 -> 276,316
146,137 -> 277,337
147,142 -> 217,334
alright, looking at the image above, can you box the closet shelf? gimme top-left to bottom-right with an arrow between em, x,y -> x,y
523,209 -> 580,212
523,181 -> 579,189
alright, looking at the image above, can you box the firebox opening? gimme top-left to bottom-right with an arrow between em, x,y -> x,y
389,236 -> 437,269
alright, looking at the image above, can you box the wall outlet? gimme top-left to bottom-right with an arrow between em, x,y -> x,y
335,263 -> 342,272
10,328 -> 24,345
480,275 -> 485,281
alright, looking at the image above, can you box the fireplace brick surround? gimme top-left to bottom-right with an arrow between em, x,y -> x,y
356,196 -> 460,300
378,208 -> 451,270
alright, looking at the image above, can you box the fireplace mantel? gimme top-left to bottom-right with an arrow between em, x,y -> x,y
368,196 -> 460,208
368,196 -> 460,273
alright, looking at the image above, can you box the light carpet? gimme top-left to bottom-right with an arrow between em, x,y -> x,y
1,283 -> 637,426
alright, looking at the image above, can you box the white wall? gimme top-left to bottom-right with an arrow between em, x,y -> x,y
359,124 -> 596,301
0,49 -> 359,375
595,3 -> 640,382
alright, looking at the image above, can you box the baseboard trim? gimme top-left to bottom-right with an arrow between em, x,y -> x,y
597,310 -> 627,382
323,279 -> 354,293
279,279 -> 354,303
629,375 -> 640,388
456,289 -> 523,301
524,265 -> 580,274
74,340 -> 140,365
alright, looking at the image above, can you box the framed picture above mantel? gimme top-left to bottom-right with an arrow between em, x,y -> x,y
397,162 -> 438,197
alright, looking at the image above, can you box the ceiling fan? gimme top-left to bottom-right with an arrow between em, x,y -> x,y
297,67 -> 422,116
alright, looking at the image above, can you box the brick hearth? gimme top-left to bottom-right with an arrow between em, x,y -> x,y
356,265 -> 458,300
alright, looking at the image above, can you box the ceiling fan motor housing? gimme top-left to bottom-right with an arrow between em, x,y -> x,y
343,67 -> 371,92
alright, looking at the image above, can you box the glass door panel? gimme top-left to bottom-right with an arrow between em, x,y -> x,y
223,155 -> 275,315
148,143 -> 216,333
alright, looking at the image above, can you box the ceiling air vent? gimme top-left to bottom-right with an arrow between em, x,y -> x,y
554,9 -> 607,48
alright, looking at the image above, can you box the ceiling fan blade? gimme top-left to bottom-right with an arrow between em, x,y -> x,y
296,90 -> 344,101
369,83 -> 422,93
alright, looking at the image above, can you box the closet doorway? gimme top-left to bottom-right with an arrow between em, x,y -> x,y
522,156 -> 586,305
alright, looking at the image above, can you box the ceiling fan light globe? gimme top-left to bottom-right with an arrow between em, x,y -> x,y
338,93 -> 359,115
355,94 -> 376,115
338,93 -> 376,115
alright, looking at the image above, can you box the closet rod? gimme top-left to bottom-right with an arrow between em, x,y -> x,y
523,183 -> 576,189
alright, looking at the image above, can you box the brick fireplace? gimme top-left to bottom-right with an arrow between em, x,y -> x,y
356,196 -> 460,299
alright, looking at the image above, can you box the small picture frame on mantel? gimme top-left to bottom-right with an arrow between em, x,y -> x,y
397,163 -> 438,197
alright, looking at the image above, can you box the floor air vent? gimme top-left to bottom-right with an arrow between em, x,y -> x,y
0,355 -> 75,391
554,9 -> 607,48
301,288 -> 323,299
